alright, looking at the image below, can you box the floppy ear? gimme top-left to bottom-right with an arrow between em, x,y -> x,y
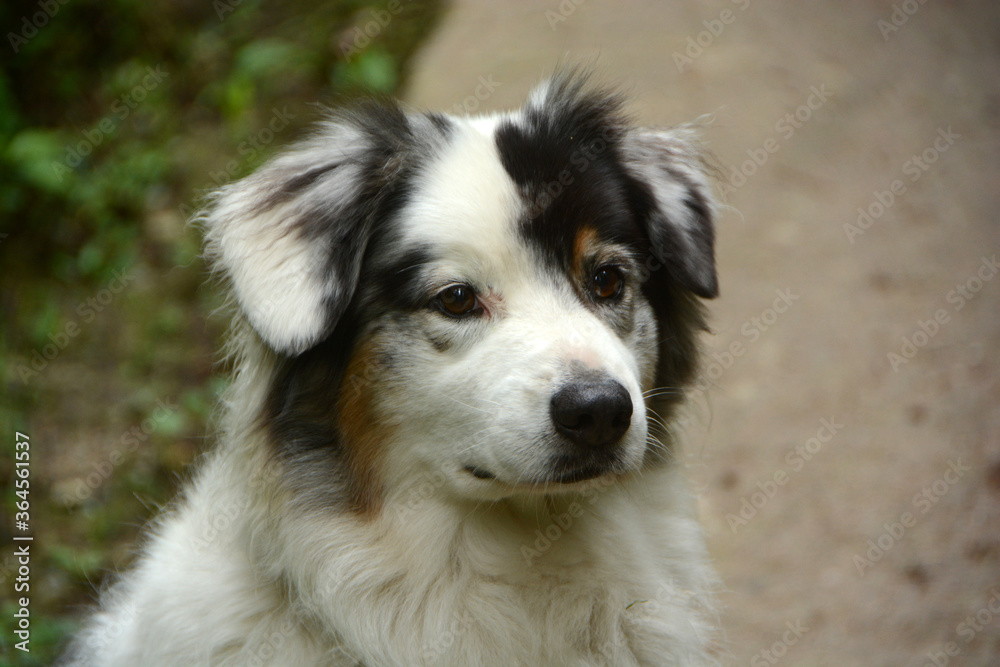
199,115 -> 395,356
620,127 -> 718,299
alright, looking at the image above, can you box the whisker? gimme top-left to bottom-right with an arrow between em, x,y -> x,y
642,386 -> 683,398
445,395 -> 501,415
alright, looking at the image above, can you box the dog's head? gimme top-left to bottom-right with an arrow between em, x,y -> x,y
202,73 -> 717,513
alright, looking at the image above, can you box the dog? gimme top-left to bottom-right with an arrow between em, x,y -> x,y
61,70 -> 723,666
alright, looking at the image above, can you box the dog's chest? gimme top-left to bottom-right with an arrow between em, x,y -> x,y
343,502 -> 697,666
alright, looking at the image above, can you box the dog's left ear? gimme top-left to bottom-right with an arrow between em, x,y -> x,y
620,127 -> 718,299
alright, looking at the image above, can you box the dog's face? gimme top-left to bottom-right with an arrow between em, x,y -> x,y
203,74 -> 717,513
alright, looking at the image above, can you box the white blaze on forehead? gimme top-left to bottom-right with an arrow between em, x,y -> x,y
395,114 -> 646,389
399,117 -> 525,278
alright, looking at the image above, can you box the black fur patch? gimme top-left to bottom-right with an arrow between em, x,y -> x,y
494,73 -> 712,403
495,76 -> 645,272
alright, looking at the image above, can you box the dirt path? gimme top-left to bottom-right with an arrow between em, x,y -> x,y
403,2 -> 1000,664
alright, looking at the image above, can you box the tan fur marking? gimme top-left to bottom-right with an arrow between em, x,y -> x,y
573,225 -> 599,276
336,341 -> 391,518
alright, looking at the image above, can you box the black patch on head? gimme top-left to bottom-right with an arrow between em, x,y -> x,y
495,72 -> 713,413
495,75 -> 645,271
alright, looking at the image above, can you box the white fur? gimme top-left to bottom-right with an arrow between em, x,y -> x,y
63,79 -> 723,666
70,404 -> 722,666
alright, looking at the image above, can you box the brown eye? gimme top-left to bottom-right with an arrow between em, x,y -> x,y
592,266 -> 624,300
436,284 -> 479,317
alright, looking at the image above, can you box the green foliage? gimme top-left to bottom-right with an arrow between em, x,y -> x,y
0,0 -> 444,662
0,0 -> 443,289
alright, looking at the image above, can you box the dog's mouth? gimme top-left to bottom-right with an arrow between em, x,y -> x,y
464,465 -> 496,480
463,461 -> 618,486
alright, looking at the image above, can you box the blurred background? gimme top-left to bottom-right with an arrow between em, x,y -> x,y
1,1 -> 998,665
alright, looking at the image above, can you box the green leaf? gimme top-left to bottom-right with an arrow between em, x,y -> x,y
331,48 -> 398,93
5,129 -> 74,193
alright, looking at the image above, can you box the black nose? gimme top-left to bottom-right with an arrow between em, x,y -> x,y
550,380 -> 633,449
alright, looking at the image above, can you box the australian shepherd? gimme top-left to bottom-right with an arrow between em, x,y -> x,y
62,70 -> 724,666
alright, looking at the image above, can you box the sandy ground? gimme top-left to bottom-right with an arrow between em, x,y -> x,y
402,1 -> 1000,664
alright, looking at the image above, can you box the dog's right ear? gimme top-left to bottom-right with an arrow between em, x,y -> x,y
199,109 -> 405,356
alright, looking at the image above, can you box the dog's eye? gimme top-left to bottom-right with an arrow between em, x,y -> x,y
592,266 -> 624,300
435,284 -> 479,317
